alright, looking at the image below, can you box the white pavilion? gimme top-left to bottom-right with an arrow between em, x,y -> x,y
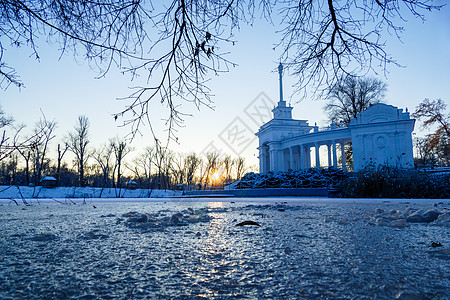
256,64 -> 415,172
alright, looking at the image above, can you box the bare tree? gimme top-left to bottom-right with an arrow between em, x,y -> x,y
222,155 -> 234,182
152,142 -> 173,189
324,76 -> 387,126
184,152 -> 202,187
0,106 -> 30,165
56,143 -> 69,186
170,152 -> 186,187
0,106 -> 13,128
126,160 -> 145,189
0,106 -> 18,162
92,143 -> 114,188
413,98 -> 450,143
203,152 -> 220,188
414,137 -> 436,166
13,116 -> 56,185
30,117 -> 57,184
1,108 -> 56,184
234,157 -> 247,180
0,153 -> 18,185
111,137 -> 133,188
67,116 -> 90,186
15,147 -> 31,186
412,98 -> 450,166
132,146 -> 154,188
163,149 -> 175,189
1,1 -> 441,140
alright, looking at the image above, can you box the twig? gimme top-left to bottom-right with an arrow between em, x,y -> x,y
15,186 -> 30,206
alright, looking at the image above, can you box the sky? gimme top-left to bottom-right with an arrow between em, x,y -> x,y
2,2 -> 450,169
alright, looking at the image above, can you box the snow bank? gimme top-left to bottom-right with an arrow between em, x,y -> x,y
0,185 -> 182,200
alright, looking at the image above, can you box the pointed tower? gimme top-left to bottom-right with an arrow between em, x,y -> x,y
272,63 -> 293,119
256,63 -> 313,172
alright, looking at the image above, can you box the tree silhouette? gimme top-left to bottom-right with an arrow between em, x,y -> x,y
1,0 -> 442,140
92,142 -> 114,188
324,75 -> 387,126
67,116 -> 90,186
412,98 -> 450,166
29,117 -> 57,185
0,106 -> 15,161
111,137 -> 133,188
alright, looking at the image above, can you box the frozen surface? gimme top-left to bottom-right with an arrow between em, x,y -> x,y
0,198 -> 449,299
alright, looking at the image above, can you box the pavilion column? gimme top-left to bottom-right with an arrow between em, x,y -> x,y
269,149 -> 276,171
306,145 -> 311,168
340,142 -> 346,171
332,140 -> 338,167
315,142 -> 320,169
278,149 -> 285,172
259,147 -> 265,173
280,149 -> 286,171
289,147 -> 294,170
327,143 -> 332,167
299,145 -> 304,169
264,147 -> 270,173
276,149 -> 280,172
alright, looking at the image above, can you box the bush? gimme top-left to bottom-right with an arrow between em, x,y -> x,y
238,166 -> 450,198
339,165 -> 450,198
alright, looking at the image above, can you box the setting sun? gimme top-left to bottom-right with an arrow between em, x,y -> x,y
211,171 -> 220,181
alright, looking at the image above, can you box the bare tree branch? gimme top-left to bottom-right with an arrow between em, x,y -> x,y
324,75 -> 387,125
1,0 -> 443,142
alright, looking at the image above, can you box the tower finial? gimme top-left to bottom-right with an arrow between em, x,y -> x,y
272,62 -> 293,119
278,63 -> 284,104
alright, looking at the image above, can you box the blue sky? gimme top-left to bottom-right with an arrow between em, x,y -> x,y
2,3 -> 450,168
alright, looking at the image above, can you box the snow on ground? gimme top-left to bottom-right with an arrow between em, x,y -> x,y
0,185 -> 182,200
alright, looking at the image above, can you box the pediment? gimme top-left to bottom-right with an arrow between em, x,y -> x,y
351,103 -> 410,125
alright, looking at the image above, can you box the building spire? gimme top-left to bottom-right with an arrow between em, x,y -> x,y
272,62 -> 292,119
278,63 -> 285,106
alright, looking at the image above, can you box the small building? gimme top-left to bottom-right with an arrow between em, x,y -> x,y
40,176 -> 57,188
126,180 -> 138,190
175,183 -> 186,191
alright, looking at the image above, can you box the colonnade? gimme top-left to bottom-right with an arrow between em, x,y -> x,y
259,139 -> 351,173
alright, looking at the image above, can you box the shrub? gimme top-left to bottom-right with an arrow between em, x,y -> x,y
339,165 -> 450,198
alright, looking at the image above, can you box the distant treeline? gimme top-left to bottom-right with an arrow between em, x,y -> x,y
0,150 -> 250,190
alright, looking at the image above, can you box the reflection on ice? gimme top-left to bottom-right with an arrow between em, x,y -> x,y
0,199 -> 449,299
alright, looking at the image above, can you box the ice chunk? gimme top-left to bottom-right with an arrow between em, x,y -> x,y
29,233 -> 57,242
125,212 -> 149,223
406,209 -> 440,223
421,209 -> 440,222
171,212 -> 184,225
376,218 -> 388,226
389,219 -> 409,228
